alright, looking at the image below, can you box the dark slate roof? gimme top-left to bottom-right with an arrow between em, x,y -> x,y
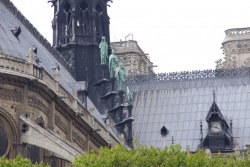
128,69 -> 250,151
0,0 -> 119,140
0,0 -> 75,93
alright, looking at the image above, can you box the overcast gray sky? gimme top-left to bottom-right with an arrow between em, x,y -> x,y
10,0 -> 250,73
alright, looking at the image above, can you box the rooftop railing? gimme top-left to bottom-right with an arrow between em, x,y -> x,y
126,67 -> 250,84
0,53 -> 116,145
225,27 -> 250,36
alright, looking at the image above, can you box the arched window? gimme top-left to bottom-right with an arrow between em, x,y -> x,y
94,4 -> 104,41
0,127 -> 8,156
62,2 -> 72,38
76,1 -> 89,35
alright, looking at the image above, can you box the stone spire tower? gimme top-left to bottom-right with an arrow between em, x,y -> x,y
51,0 -> 111,81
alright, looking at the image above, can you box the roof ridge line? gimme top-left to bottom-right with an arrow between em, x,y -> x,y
2,0 -> 74,75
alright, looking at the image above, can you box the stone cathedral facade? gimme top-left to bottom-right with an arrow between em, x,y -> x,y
0,0 -> 134,166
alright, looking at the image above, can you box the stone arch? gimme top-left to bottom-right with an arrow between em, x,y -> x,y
0,108 -> 18,156
58,0 -> 73,39
94,1 -> 106,42
94,1 -> 106,14
76,0 -> 90,35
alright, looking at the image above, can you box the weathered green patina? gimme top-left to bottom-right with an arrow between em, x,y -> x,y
99,36 -> 108,64
109,49 -> 118,78
116,57 -> 126,91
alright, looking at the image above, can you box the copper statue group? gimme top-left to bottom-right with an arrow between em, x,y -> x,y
99,36 -> 126,91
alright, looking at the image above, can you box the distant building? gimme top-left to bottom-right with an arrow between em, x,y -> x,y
111,40 -> 155,76
128,28 -> 250,153
216,27 -> 250,69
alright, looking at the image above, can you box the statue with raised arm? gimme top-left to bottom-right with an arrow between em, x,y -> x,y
109,49 -> 118,78
116,57 -> 126,91
99,36 -> 108,64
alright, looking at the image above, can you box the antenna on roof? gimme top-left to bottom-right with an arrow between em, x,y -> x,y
125,34 -> 133,41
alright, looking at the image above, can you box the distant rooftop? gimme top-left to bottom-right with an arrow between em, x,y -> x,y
223,27 -> 250,43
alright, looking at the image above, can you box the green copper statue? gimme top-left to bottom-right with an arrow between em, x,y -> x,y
99,36 -> 108,64
109,49 -> 118,78
116,57 -> 126,91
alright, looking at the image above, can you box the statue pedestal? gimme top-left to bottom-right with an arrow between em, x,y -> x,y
100,64 -> 109,79
109,77 -> 117,91
117,90 -> 125,105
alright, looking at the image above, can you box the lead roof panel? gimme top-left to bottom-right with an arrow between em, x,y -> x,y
129,76 -> 250,151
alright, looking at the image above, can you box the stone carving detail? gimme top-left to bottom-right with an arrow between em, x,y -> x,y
55,115 -> 68,134
127,67 -> 250,84
0,88 -> 23,102
34,116 -> 46,128
28,96 -> 49,116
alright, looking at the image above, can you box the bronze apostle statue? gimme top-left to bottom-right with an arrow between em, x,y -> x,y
99,36 -> 108,64
109,49 -> 118,78
115,57 -> 126,91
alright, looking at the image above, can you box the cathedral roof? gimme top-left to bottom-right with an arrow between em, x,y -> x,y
0,0 -> 74,93
128,69 -> 250,151
0,0 -> 119,141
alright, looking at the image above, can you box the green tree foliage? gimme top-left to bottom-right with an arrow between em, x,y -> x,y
74,144 -> 250,167
0,155 -> 48,167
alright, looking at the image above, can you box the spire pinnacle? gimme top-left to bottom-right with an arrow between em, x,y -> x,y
213,90 -> 216,102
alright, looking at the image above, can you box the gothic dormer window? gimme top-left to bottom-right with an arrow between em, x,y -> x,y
201,91 -> 233,152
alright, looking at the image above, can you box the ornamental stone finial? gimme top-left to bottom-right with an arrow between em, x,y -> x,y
28,48 -> 34,63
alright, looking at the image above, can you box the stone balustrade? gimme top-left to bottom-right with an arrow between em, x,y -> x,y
0,53 -> 115,145
225,27 -> 250,36
111,40 -> 142,54
224,27 -> 250,43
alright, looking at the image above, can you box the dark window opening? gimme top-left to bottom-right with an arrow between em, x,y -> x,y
11,26 -> 21,39
0,127 -> 8,156
80,1 -> 88,11
35,117 -> 45,129
62,2 -> 72,38
63,2 -> 71,12
77,1 -> 89,35
38,122 -> 44,128
95,4 -> 103,15
28,145 -> 41,164
160,126 -> 168,137
50,156 -> 70,167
